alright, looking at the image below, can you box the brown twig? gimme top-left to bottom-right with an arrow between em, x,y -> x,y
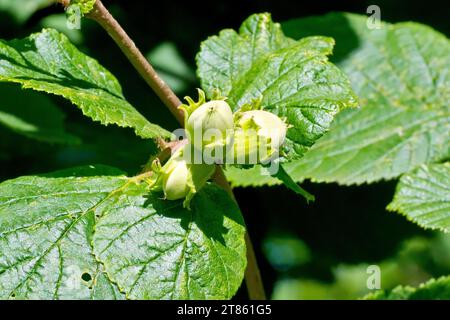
86,0 -> 184,123
56,0 -> 70,7
68,0 -> 266,300
213,169 -> 266,300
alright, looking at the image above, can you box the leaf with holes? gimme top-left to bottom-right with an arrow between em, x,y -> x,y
280,13 -> 450,185
93,183 -> 247,300
0,166 -> 246,300
0,28 -> 171,139
387,163 -> 450,233
0,165 -> 126,299
197,13 -> 358,160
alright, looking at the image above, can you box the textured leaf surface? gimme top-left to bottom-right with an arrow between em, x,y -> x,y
93,184 -> 247,300
0,83 -> 79,144
0,165 -> 126,299
364,276 -> 450,300
0,29 -> 170,139
226,13 -> 450,187
197,13 -> 294,97
197,13 -> 357,160
387,163 -> 450,233
282,13 -> 450,185
0,166 -> 246,300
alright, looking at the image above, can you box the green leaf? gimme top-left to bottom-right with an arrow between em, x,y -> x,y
39,164 -> 127,178
0,29 -> 171,139
387,163 -> 450,233
281,13 -> 450,185
93,183 -> 247,300
0,83 -> 79,144
40,14 -> 84,45
272,164 -> 314,202
0,0 -> 53,24
0,166 -> 246,300
197,13 -> 358,160
0,165 -> 126,299
197,13 -> 294,98
70,0 -> 96,15
364,276 -> 450,300
225,165 -> 280,188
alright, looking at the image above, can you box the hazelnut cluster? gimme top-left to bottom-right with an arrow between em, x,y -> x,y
150,89 -> 288,207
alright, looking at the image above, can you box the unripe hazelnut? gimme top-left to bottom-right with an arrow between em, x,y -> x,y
155,143 -> 216,207
232,110 -> 288,164
162,157 -> 189,200
186,100 -> 234,154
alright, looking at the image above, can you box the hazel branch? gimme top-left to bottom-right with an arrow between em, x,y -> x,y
60,0 -> 266,300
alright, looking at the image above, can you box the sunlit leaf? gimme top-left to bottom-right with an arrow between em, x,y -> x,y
388,163 -> 450,233
0,29 -> 171,139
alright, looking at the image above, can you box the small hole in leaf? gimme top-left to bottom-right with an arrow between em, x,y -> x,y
81,272 -> 92,282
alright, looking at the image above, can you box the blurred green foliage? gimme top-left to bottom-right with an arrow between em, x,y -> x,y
0,0 -> 448,299
270,234 -> 450,299
147,42 -> 196,94
0,0 -> 53,24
